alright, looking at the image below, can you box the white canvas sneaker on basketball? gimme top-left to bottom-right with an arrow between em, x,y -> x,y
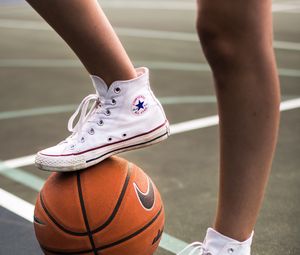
177,228 -> 253,255
35,67 -> 169,172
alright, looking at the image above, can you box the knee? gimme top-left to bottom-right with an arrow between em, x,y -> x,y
195,7 -> 269,71
196,14 -> 238,70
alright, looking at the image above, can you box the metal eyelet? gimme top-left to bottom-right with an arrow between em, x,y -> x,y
80,137 -> 85,143
98,119 -> 104,126
227,248 -> 234,254
88,128 -> 95,135
105,109 -> 111,116
114,87 -> 121,94
108,137 -> 112,142
111,98 -> 116,105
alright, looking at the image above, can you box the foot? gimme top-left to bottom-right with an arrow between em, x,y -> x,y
177,228 -> 253,255
35,67 -> 169,172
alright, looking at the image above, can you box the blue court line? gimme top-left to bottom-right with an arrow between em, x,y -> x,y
0,162 -> 44,191
0,161 -> 187,254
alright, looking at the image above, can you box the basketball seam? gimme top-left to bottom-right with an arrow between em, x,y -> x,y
39,192 -> 88,236
97,207 -> 163,251
40,206 -> 163,255
77,172 -> 98,255
90,163 -> 132,234
38,164 -> 132,237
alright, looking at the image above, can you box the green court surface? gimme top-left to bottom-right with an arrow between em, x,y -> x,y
0,0 -> 300,254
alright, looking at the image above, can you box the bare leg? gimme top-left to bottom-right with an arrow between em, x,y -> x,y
26,0 -> 136,85
196,0 -> 280,241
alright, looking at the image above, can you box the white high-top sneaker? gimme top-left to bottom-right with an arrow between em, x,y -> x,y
35,67 -> 169,171
177,228 -> 253,255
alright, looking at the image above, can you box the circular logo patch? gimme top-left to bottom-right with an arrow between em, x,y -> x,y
132,95 -> 148,115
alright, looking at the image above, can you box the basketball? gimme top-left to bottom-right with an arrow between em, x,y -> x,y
33,156 -> 165,255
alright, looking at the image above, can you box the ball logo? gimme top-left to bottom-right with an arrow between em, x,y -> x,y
152,228 -> 164,245
132,95 -> 148,115
133,177 -> 155,211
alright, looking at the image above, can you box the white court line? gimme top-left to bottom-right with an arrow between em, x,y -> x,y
0,97 -> 300,253
0,19 -> 300,52
99,0 -> 300,13
3,154 -> 36,168
171,115 -> 219,135
0,188 -> 34,222
100,0 -> 196,10
0,186 -> 187,253
1,97 -> 300,169
1,0 -> 300,12
0,59 -> 299,78
279,97 -> 300,111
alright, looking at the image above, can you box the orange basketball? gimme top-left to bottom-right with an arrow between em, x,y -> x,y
34,156 -> 165,255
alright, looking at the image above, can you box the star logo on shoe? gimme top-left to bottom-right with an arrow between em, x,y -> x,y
132,95 -> 148,115
136,100 -> 145,110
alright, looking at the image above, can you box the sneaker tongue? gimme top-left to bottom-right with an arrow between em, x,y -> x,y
90,75 -> 109,97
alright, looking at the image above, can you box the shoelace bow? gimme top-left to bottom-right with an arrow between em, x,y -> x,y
177,242 -> 211,255
67,94 -> 106,141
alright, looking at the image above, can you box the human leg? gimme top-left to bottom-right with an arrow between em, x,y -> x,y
195,0 -> 280,241
178,0 -> 280,254
28,0 -> 169,171
26,0 -> 136,85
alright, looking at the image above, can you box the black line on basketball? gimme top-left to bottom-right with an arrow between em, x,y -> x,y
40,192 -> 88,236
77,172 -> 97,255
41,245 -> 93,255
97,207 -> 163,251
90,163 -> 132,234
39,206 -> 163,255
39,163 -> 132,238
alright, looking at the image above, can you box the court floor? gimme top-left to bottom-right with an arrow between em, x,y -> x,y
0,0 -> 300,254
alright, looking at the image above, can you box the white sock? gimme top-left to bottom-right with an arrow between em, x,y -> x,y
203,228 -> 254,255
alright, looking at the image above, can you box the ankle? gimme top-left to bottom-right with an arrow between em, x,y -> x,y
203,228 -> 254,255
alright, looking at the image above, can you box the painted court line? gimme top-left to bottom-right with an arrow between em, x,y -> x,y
101,0 -> 300,13
0,104 -> 77,120
1,18 -> 300,52
1,97 -> 300,253
0,187 -> 187,254
0,95 -> 296,121
0,162 -> 44,191
0,96 -> 217,121
0,169 -> 187,254
0,59 -> 299,78
3,154 -> 36,168
1,0 -> 300,13
0,188 -> 35,223
1,97 -> 300,170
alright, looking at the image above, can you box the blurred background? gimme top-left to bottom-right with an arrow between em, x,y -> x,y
0,0 -> 299,254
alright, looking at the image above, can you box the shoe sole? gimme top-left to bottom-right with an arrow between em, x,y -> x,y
35,121 -> 170,172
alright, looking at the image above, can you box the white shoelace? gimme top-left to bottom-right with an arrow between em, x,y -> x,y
64,91 -> 118,145
177,242 -> 211,255
68,94 -> 99,135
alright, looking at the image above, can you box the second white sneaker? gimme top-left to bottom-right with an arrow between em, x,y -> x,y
35,67 -> 169,172
177,228 -> 253,255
